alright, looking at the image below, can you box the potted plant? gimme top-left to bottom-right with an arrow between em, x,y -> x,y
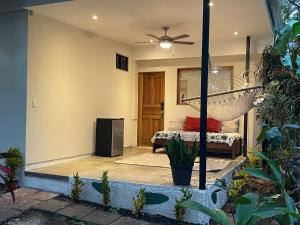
0,152 -> 16,201
5,148 -> 23,190
166,136 -> 197,186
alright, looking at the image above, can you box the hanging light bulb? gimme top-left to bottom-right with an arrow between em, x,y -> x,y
159,40 -> 172,49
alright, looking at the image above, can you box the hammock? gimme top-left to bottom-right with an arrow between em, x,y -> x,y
181,66 -> 262,122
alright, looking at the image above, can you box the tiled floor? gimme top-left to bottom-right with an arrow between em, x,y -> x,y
27,147 -> 245,188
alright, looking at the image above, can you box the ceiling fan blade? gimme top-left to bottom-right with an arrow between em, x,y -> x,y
174,41 -> 195,45
136,41 -> 158,44
172,34 -> 190,40
147,34 -> 160,40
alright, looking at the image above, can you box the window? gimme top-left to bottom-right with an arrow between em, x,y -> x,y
116,54 -> 128,71
177,67 -> 233,104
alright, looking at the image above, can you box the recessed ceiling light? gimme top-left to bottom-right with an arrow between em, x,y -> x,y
92,15 -> 98,21
234,31 -> 238,35
150,39 -> 154,43
209,2 -> 214,6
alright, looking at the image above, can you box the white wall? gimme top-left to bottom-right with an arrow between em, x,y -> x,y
136,55 -> 261,148
26,14 -> 136,164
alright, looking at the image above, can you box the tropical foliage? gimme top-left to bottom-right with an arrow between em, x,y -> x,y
183,153 -> 300,225
166,136 -> 198,166
257,0 -> 300,201
175,188 -> 192,224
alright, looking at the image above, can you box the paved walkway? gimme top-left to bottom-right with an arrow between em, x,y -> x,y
0,188 -> 159,225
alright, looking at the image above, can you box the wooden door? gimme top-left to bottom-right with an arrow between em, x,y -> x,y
138,72 -> 165,146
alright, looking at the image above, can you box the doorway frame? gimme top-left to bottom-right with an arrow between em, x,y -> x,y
137,71 -> 165,146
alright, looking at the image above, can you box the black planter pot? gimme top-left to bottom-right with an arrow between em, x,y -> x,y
170,164 -> 193,186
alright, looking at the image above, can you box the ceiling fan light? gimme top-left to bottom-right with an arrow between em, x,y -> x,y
159,40 -> 172,49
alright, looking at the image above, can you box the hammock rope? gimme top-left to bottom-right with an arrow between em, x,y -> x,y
181,65 -> 261,121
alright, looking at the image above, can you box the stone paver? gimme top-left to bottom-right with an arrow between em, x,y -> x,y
111,217 -> 158,225
82,209 -> 121,225
9,197 -> 41,211
32,199 -> 70,212
30,191 -> 59,201
0,208 -> 22,223
2,188 -> 39,199
57,203 -> 96,219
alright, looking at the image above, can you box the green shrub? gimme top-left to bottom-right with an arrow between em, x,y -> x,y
70,173 -> 84,202
175,188 -> 192,224
132,188 -> 145,218
101,171 -> 110,208
228,170 -> 248,200
5,147 -> 23,172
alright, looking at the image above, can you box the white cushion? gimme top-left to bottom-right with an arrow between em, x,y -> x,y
221,119 -> 239,133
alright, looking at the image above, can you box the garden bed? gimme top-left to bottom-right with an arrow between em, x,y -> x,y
221,177 -> 277,215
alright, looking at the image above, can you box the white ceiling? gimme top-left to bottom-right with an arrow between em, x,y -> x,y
28,0 -> 273,46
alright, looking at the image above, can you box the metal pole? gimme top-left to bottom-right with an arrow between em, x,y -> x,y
243,36 -> 251,157
199,0 -> 210,190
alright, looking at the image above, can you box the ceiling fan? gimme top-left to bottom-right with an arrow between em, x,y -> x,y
137,26 -> 194,49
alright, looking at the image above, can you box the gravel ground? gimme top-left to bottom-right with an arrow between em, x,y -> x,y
1,211 -> 70,225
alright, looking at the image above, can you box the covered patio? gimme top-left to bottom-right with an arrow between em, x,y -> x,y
0,0 -> 280,224
25,147 -> 245,188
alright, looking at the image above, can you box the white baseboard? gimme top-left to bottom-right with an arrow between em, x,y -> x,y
25,153 -> 92,171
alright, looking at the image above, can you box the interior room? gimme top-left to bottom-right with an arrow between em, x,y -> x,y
22,0 -> 273,187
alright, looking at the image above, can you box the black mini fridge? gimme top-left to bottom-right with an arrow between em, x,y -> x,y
95,118 -> 124,157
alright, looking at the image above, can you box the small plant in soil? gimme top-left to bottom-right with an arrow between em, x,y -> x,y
0,152 -> 19,202
70,173 -> 84,202
132,188 -> 146,218
4,147 -> 23,191
228,169 -> 248,200
101,170 -> 110,209
175,188 -> 192,224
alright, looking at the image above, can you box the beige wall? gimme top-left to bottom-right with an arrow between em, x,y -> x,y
26,14 -> 136,164
136,56 -> 261,148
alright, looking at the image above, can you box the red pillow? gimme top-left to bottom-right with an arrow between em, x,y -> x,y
183,117 -> 221,133
207,118 -> 221,133
183,116 -> 200,132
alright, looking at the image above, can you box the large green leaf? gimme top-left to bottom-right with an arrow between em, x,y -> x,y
250,210 -> 286,225
144,192 -> 169,205
272,207 -> 300,225
182,201 -> 230,225
256,125 -> 270,144
235,196 -> 252,205
274,21 -> 294,54
256,152 -> 284,187
236,193 -> 259,225
296,56 -> 300,78
265,127 -> 283,148
281,53 -> 293,70
244,168 -> 276,184
282,124 -> 300,129
283,191 -> 297,224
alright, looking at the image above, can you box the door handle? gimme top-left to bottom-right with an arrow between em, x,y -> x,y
160,102 -> 164,115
